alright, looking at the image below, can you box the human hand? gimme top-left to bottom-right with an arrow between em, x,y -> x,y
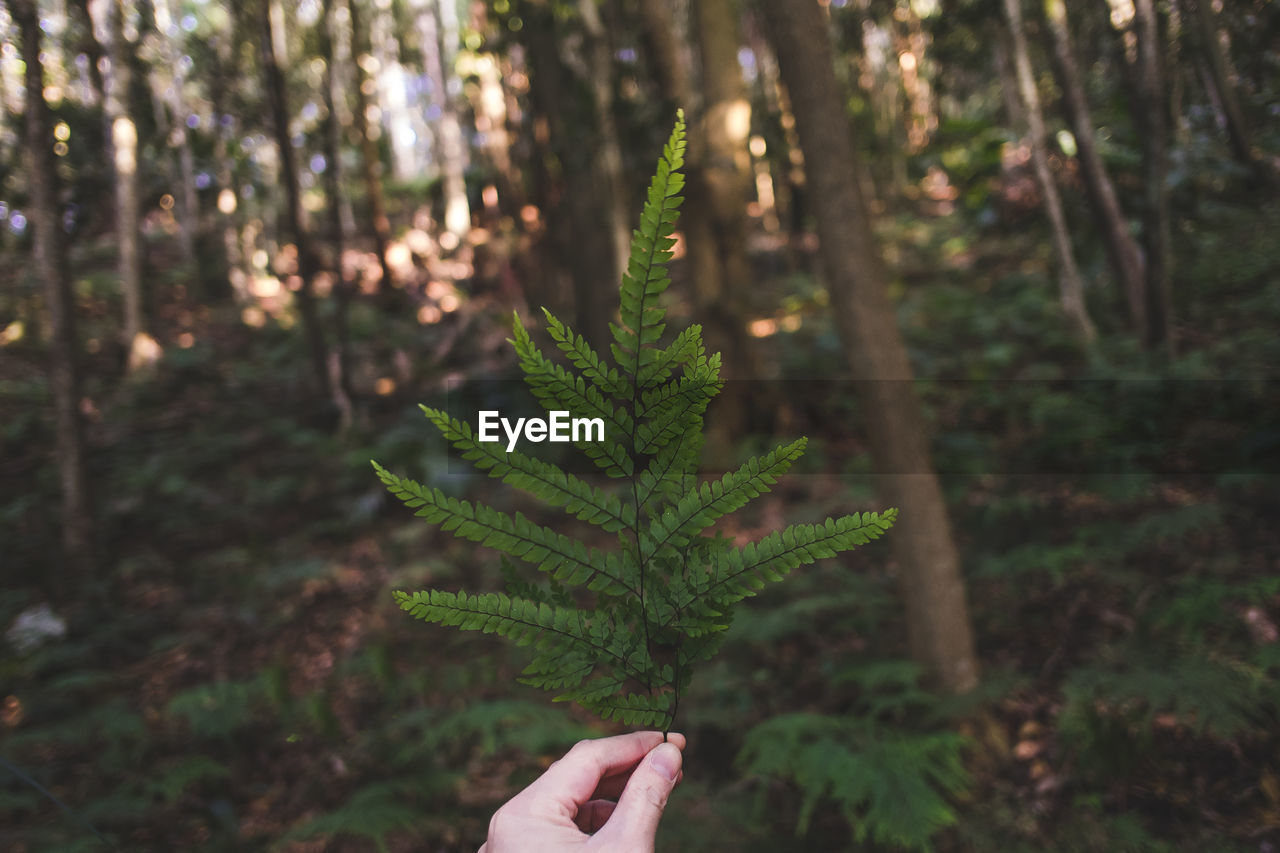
478,730 -> 686,853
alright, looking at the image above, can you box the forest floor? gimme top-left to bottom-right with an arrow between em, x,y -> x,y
3,180 -> 1279,851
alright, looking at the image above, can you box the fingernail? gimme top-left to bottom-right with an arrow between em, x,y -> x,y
650,743 -> 681,781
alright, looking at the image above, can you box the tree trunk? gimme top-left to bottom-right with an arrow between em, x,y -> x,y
688,0 -> 756,364
1132,0 -> 1173,353
260,0 -> 334,398
761,0 -> 979,695
94,0 -> 151,369
1186,0 -> 1257,174
209,29 -> 250,303
1001,0 -> 1097,341
578,0 -> 631,286
153,0 -> 200,267
637,0 -> 689,112
14,0 -> 96,574
321,0 -> 354,425
347,0 -> 397,294
523,0 -> 617,351
419,0 -> 472,241
685,0 -> 764,461
370,0 -> 417,181
1042,0 -> 1146,329
69,0 -> 106,106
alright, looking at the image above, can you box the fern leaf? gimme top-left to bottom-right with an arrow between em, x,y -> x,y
692,510 -> 899,607
579,691 -> 673,728
542,308 -> 627,398
635,424 -> 705,513
637,323 -> 706,389
374,462 -> 638,595
643,439 -> 807,558
635,354 -> 723,454
512,317 -> 634,477
420,405 -> 634,532
611,111 -> 686,376
377,115 -> 896,736
394,590 -> 650,683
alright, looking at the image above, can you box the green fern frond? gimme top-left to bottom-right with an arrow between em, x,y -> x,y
739,714 -> 969,850
374,462 -> 637,595
512,317 -> 634,477
542,308 -> 627,398
394,589 -> 651,684
580,691 -> 674,728
373,115 -> 894,734
643,439 -> 808,557
637,322 -> 705,388
610,109 -> 686,376
420,405 -> 634,532
693,510 -> 898,607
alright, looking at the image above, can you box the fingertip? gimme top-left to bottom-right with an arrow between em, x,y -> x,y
649,742 -> 682,782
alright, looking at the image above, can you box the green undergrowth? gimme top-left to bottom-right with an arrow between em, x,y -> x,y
3,140 -> 1279,853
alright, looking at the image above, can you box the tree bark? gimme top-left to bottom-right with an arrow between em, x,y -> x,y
1001,0 -> 1097,341
152,0 -> 200,267
1042,0 -> 1146,330
685,0 -> 764,460
209,29 -> 250,303
370,0 -> 417,181
578,0 -> 631,286
761,0 -> 979,695
523,0 -> 618,351
1185,0 -> 1257,174
321,0 -> 354,424
69,0 -> 106,105
347,0 -> 397,294
93,0 -> 151,368
637,0 -> 689,112
13,0 -> 96,574
1132,0 -> 1173,353
687,0 -> 757,368
260,0 -> 334,398
419,0 -> 472,240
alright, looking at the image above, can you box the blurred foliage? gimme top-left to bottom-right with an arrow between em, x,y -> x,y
2,0 -> 1279,848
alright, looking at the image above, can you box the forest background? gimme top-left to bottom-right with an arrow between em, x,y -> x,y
1,0 -> 1278,849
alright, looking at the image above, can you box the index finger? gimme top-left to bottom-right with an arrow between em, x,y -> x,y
527,732 -> 686,808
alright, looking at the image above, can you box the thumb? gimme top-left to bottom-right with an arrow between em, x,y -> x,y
600,742 -> 682,848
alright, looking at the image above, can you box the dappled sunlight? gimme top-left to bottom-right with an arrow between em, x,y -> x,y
126,332 -> 163,373
4,0 -> 1275,847
0,321 -> 24,347
748,312 -> 803,338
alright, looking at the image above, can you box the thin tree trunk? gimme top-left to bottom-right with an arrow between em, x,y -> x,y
260,0 -> 334,398
1042,0 -> 1146,329
13,0 -> 96,574
94,0 -> 151,368
1001,0 -> 1097,341
209,30 -> 250,303
321,0 -> 354,426
578,0 -> 631,285
347,0 -> 397,294
420,0 -> 472,241
523,0 -> 615,350
637,0 -> 688,112
762,0 -> 979,695
685,0 -> 764,460
153,0 -> 199,266
1186,0 -> 1256,173
69,0 -> 106,105
1133,0 -> 1173,352
688,0 -> 756,365
370,0 -> 416,181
